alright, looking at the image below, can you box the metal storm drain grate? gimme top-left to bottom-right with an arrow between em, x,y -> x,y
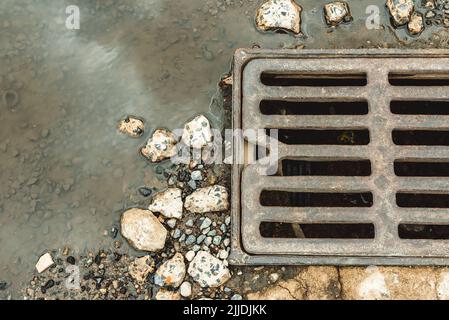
229,49 -> 449,265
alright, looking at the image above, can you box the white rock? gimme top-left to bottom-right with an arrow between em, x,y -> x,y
191,170 -> 203,181
185,185 -> 229,214
358,266 -> 390,300
182,115 -> 213,149
140,129 -> 178,162
155,289 -> 181,300
128,256 -> 155,283
120,208 -> 167,252
218,249 -> 229,260
180,281 -> 192,298
154,253 -> 186,288
324,1 -> 352,26
269,273 -> 279,283
185,250 -> 196,262
117,116 -> 144,138
148,188 -> 183,219
386,0 -> 415,26
438,272 -> 449,300
188,251 -> 231,288
35,253 -> 54,273
255,0 -> 302,34
166,219 -> 177,229
407,11 -> 424,35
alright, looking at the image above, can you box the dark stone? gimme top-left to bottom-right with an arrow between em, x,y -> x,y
119,287 -> 127,294
83,271 -> 94,280
0,281 -> 8,290
94,254 -> 102,265
41,279 -> 55,293
138,187 -> 152,197
113,252 -> 122,261
66,256 -> 76,265
110,226 -> 119,238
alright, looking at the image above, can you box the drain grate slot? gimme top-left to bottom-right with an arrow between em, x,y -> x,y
391,100 -> 449,115
276,159 -> 372,176
393,130 -> 449,146
275,129 -> 370,145
394,161 -> 449,177
260,190 -> 373,207
260,222 -> 375,239
260,100 -> 369,115
399,224 -> 449,239
261,72 -> 367,86
232,49 -> 449,265
396,193 -> 449,208
389,72 -> 449,86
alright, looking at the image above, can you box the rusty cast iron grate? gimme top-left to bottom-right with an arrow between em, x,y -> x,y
230,49 -> 449,265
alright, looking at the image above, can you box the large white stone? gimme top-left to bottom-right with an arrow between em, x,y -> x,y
255,0 -> 302,34
120,208 -> 167,252
181,115 -> 213,149
386,0 -> 415,26
188,251 -> 231,288
140,129 -> 178,162
184,185 -> 229,214
148,188 -> 183,219
35,252 -> 54,273
154,253 -> 186,288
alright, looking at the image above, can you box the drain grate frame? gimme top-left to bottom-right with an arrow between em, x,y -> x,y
229,48 -> 449,266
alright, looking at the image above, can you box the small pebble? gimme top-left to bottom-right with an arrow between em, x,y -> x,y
191,170 -> 203,181
204,237 -> 212,246
197,234 -> 206,244
220,224 -> 227,233
180,282 -> 192,298
66,256 -> 76,265
200,218 -> 212,230
185,251 -> 195,262
207,230 -> 217,237
185,235 -> 196,245
213,236 -> 222,245
166,219 -> 177,229
269,273 -> 279,283
173,229 -> 181,239
138,187 -> 152,197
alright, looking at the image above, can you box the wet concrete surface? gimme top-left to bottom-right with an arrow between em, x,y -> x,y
1,0 -> 449,298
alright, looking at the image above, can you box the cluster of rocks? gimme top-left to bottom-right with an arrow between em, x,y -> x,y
115,112 -> 233,299
423,0 -> 449,28
255,0 -> 353,35
387,0 -> 425,35
26,247 -> 169,300
254,0 -> 449,37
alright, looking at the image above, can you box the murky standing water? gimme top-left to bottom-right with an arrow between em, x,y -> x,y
1,0 -> 449,298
